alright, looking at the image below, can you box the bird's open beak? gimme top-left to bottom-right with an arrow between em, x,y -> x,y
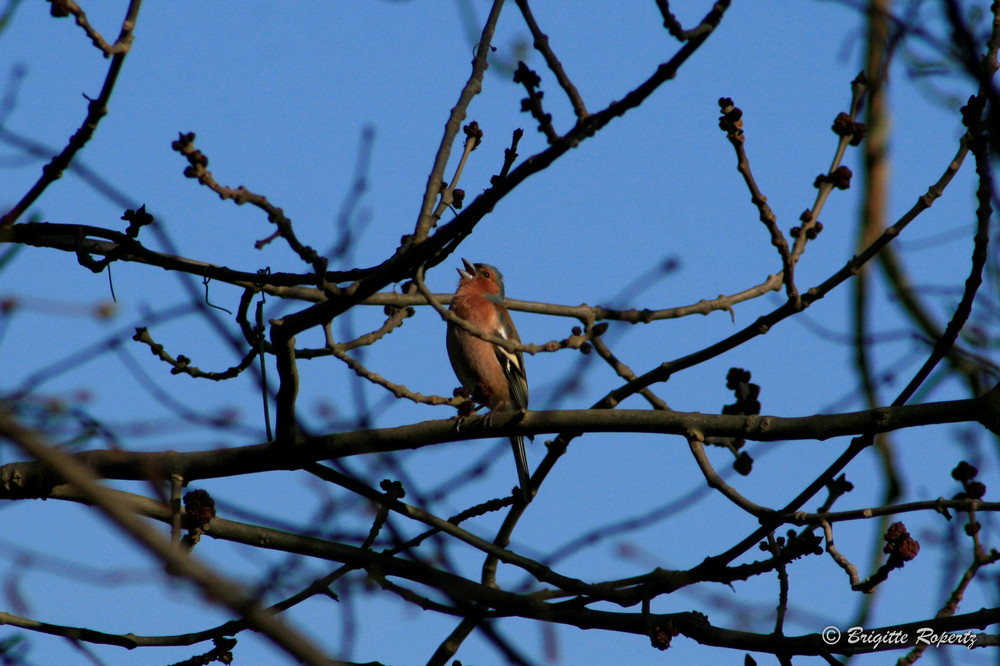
457,258 -> 476,280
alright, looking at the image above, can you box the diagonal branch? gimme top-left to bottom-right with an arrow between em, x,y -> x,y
257,1 -> 736,354
603,131 -> 970,404
0,0 -> 143,229
0,412 -> 333,665
514,0 -> 588,119
171,132 -> 331,287
413,0 -> 504,243
717,97 -> 798,304
655,0 -> 729,41
48,0 -> 135,56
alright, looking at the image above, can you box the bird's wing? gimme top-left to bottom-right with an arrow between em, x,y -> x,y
492,306 -> 528,410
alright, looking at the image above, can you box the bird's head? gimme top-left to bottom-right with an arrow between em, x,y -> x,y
457,258 -> 505,299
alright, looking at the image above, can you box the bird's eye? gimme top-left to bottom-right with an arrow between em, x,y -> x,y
482,271 -> 491,279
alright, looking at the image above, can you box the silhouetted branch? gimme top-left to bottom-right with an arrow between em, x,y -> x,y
0,0 -> 143,228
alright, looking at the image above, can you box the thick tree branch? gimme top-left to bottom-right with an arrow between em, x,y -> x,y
0,389 -> 995,496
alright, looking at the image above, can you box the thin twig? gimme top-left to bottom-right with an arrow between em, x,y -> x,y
169,474 -> 183,546
892,103 -> 992,407
0,219 -> 786,323
654,0 -> 727,41
0,0 -> 144,229
49,0 -> 134,56
490,128 -> 524,185
766,533 -> 790,639
424,122 -> 483,232
821,520 -> 861,587
514,0 -> 588,119
717,98 -> 798,304
132,327 -> 257,381
170,133 -> 331,288
790,72 -> 868,262
303,463 -> 593,595
687,434 -> 773,518
323,320 -> 460,407
413,0 -> 504,243
603,132 -> 970,405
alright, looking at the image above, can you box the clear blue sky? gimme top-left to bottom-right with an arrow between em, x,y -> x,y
0,1 -> 993,664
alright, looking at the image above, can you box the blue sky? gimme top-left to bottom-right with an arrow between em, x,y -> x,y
1,1 -> 996,664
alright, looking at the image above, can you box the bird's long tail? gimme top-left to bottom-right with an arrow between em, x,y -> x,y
510,435 -> 531,503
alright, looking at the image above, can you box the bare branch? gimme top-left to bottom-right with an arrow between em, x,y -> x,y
717,97 -> 798,304
170,132 -> 331,286
132,327 -> 258,381
0,0 -> 143,228
47,0 -> 135,56
0,412 -> 334,665
2,389 -> 994,494
515,0 -> 588,119
413,0 -> 504,243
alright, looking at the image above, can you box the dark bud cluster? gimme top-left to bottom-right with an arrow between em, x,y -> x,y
951,460 -> 978,482
171,354 -> 191,374
648,622 -> 678,651
184,150 -> 209,177
48,0 -> 70,17
725,367 -> 751,390
827,474 -> 855,497
463,121 -> 483,150
184,489 -> 217,527
379,479 -> 406,499
723,368 -> 760,416
952,460 -> 986,500
758,529 -> 823,558
790,221 -> 823,240
883,522 -> 919,562
814,166 -> 852,190
717,97 -> 744,138
733,451 -> 753,476
454,387 -> 476,417
723,368 -> 760,473
513,61 -> 541,88
121,204 -> 154,238
171,132 -> 209,178
171,132 -> 196,152
514,62 -> 554,140
832,111 -> 867,146
963,480 -> 986,500
830,166 -> 852,189
951,461 -> 985,535
790,209 -> 823,240
960,94 -> 985,130
386,305 -> 415,320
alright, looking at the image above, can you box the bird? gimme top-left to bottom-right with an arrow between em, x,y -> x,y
446,258 -> 531,503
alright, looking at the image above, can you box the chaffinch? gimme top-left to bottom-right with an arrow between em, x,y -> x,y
446,259 -> 531,503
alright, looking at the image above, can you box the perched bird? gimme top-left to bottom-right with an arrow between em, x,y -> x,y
446,258 -> 531,502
